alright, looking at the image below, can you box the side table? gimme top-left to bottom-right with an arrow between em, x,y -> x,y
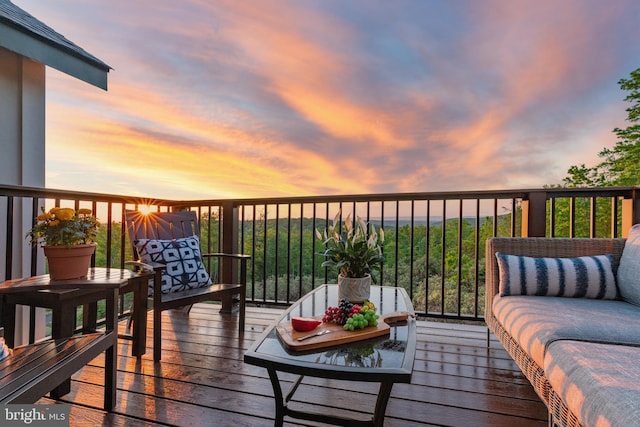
0,268 -> 153,397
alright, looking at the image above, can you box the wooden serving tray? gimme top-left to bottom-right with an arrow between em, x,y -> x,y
276,312 -> 409,352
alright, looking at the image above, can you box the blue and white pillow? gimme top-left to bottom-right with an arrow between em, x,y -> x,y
134,236 -> 212,295
496,252 -> 617,299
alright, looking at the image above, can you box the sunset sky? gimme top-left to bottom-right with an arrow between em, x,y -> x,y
15,0 -> 640,200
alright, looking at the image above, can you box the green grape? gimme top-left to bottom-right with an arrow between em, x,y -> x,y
363,311 -> 378,327
344,323 -> 355,331
342,304 -> 379,330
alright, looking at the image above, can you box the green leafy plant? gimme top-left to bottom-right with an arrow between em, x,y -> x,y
315,210 -> 384,282
27,207 -> 100,247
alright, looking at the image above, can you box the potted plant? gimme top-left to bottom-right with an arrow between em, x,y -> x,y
315,210 -> 384,302
27,207 -> 100,280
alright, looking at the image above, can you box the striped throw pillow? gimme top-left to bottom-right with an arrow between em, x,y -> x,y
496,252 -> 617,299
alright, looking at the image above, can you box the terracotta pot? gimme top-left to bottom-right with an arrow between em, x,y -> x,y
338,274 -> 371,303
43,243 -> 96,280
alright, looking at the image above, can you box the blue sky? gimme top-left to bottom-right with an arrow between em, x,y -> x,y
15,0 -> 640,199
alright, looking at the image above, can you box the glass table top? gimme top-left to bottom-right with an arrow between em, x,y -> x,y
245,285 -> 416,381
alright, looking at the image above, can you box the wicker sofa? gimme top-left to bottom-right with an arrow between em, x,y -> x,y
485,228 -> 640,427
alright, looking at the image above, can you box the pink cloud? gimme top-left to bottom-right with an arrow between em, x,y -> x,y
18,0 -> 639,198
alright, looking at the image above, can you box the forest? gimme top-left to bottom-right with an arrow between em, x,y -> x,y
94,194 -> 625,319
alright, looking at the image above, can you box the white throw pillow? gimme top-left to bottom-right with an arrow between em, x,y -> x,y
496,252 -> 617,299
134,236 -> 212,295
617,224 -> 640,306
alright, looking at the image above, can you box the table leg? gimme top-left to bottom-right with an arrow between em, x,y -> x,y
50,302 -> 76,398
52,303 -> 75,339
267,369 -> 285,427
372,381 -> 394,427
83,301 -> 98,333
1,299 -> 16,348
220,294 -> 234,313
153,290 -> 162,361
131,277 -> 147,357
266,370 -> 384,427
104,288 -> 118,411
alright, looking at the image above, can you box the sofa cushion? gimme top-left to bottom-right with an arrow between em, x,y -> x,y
495,252 -> 617,299
618,224 -> 640,306
134,236 -> 212,295
544,340 -> 640,427
492,295 -> 640,367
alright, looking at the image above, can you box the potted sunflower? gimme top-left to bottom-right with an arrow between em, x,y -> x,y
315,210 -> 384,303
27,207 -> 100,280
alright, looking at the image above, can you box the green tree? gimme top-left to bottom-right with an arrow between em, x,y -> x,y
564,68 -> 640,187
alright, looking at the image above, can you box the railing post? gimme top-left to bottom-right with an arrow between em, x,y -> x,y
3,196 -> 13,281
521,191 -> 547,237
621,188 -> 640,237
221,200 -> 239,312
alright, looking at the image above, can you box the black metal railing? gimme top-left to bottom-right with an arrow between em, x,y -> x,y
1,184 -> 638,323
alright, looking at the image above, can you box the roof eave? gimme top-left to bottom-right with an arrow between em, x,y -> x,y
0,24 -> 110,90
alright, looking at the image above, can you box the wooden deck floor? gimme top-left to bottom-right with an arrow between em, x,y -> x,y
40,304 -> 548,426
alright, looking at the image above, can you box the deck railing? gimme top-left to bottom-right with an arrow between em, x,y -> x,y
1,184 -> 638,322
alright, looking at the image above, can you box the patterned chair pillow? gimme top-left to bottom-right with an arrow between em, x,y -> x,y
496,252 -> 617,299
134,236 -> 212,295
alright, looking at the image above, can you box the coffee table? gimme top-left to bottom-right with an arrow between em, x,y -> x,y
244,284 -> 416,427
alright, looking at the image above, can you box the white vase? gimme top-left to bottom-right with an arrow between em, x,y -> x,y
338,274 -> 371,303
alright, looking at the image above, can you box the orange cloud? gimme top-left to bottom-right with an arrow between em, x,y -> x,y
37,0 -> 639,199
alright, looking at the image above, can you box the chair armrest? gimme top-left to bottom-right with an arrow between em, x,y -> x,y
202,253 -> 251,260
201,253 -> 250,285
125,260 -> 165,273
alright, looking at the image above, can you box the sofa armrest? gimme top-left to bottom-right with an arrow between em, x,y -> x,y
485,237 -> 626,321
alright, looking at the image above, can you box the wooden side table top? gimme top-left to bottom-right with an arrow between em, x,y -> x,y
0,268 -> 141,293
0,267 -> 153,358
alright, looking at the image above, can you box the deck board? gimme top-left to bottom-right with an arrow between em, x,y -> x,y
42,303 -> 547,426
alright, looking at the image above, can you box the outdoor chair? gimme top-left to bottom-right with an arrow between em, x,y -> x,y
123,210 -> 249,361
